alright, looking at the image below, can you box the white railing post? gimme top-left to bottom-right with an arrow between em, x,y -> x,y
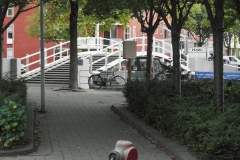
26,54 -> 29,71
96,37 -> 98,51
60,42 -> 63,59
153,37 -> 156,57
99,37 -> 103,52
87,37 -> 90,52
53,48 -> 55,62
162,40 -> 165,62
171,43 -> 173,66
118,42 -> 122,70
90,53 -> 93,72
105,48 -> 108,70
44,48 -> 47,65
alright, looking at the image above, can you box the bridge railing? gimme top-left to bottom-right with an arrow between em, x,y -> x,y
20,36 -> 189,79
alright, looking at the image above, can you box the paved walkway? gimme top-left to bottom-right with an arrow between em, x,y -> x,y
0,84 -> 173,160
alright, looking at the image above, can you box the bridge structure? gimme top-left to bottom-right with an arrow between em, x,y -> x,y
19,36 -> 190,83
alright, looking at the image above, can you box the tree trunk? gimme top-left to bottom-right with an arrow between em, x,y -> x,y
69,0 -> 78,89
213,30 -> 224,111
228,35 -> 232,56
204,0 -> 224,111
0,5 -> 3,79
171,28 -> 181,95
198,36 -> 202,47
146,32 -> 154,81
0,32 -> 3,79
213,2 -> 224,111
212,1 -> 224,111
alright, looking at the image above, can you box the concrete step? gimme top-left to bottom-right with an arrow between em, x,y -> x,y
26,55 -> 121,84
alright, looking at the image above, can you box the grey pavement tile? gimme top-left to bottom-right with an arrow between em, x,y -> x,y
35,157 -> 45,160
44,158 -> 62,160
0,156 -> 36,160
1,86 -> 177,160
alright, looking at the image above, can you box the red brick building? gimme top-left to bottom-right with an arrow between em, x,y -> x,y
3,7 -> 177,70
3,7 -> 57,70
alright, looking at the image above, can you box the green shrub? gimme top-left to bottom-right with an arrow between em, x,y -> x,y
0,99 -> 27,149
185,104 -> 240,160
123,78 -> 240,160
123,79 -> 150,118
0,79 -> 27,105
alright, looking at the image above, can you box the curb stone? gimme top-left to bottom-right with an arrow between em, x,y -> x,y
111,105 -> 198,160
0,99 -> 35,157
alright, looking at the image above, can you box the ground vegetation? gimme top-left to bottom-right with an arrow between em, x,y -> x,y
123,77 -> 240,160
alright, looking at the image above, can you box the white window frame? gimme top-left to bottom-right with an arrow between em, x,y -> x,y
125,26 -> 131,39
133,26 -> 136,38
7,8 -> 13,17
7,48 -> 14,58
7,24 -> 13,44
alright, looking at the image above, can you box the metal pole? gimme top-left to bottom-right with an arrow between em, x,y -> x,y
128,59 -> 132,81
40,0 -> 45,112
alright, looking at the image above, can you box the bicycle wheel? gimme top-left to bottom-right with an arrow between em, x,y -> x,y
110,76 -> 126,88
88,75 -> 103,89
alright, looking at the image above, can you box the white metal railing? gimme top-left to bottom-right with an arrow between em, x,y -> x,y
19,36 -> 189,80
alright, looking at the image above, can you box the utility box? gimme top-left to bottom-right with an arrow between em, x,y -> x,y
78,59 -> 89,89
2,58 -> 21,79
123,41 -> 136,59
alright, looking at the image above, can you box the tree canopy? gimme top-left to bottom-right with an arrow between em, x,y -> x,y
26,0 -> 130,43
184,4 -> 211,46
234,0 -> 240,14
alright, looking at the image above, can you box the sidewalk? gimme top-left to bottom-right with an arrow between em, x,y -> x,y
0,84 -> 196,160
0,84 -> 195,160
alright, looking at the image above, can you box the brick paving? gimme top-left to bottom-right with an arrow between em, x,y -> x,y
0,84 -> 173,160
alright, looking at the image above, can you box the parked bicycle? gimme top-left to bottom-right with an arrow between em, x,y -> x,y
88,68 -> 126,89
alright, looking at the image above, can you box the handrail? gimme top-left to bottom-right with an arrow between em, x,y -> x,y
20,36 -> 189,80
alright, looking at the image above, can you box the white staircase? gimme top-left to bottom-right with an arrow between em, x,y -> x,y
20,37 -> 190,84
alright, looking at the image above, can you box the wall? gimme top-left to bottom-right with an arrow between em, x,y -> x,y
2,58 -> 21,79
189,58 -> 213,72
3,7 -> 58,71
189,57 -> 239,72
2,58 -> 11,78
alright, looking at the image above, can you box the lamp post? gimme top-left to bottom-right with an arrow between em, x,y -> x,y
40,0 -> 45,112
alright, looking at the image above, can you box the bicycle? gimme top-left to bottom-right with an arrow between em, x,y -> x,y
88,68 -> 126,89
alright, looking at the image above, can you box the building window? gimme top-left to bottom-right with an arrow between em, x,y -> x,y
8,25 -> 13,38
160,22 -> 164,34
125,26 -> 130,39
133,26 -> 136,38
7,24 -> 13,44
7,8 -> 13,17
155,42 -> 159,52
7,48 -> 13,58
110,25 -> 117,38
